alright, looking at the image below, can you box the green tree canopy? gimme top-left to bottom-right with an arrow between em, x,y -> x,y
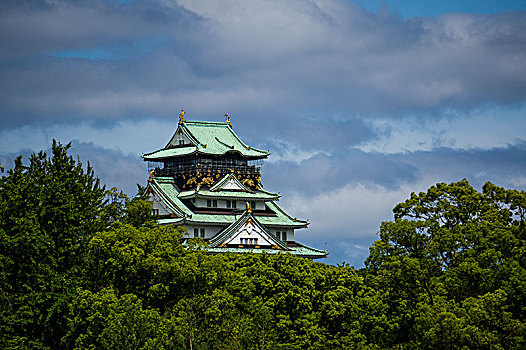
0,141 -> 107,349
365,179 -> 526,349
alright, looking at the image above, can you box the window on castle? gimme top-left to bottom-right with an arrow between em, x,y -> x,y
207,199 -> 212,207
227,200 -> 236,208
281,232 -> 287,241
212,200 -> 217,208
152,208 -> 159,216
275,231 -> 280,239
232,200 -> 237,208
250,201 -> 256,210
200,229 -> 205,238
194,229 -> 199,238
179,140 -> 184,146
241,238 -> 258,245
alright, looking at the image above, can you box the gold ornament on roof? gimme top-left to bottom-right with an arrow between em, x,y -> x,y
179,110 -> 186,124
148,169 -> 155,182
246,201 -> 252,213
225,112 -> 230,124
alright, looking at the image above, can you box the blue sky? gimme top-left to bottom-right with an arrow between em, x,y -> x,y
1,0 -> 525,266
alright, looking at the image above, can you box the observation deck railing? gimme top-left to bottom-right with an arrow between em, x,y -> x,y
153,164 -> 261,177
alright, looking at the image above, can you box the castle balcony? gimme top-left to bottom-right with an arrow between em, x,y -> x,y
148,161 -> 263,190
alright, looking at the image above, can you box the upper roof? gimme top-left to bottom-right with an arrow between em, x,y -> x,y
143,113 -> 269,161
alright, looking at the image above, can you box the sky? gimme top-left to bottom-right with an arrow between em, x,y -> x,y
1,0 -> 525,267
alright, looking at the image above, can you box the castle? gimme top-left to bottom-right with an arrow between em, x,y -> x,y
143,111 -> 326,258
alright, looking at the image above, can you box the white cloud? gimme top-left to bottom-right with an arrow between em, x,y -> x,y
265,139 -> 329,163
281,182 -> 411,240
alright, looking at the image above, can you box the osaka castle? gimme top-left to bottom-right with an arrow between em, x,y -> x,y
142,111 -> 327,259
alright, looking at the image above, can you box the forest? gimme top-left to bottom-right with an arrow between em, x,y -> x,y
0,141 -> 525,349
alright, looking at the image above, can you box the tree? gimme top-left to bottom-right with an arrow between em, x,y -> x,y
365,179 -> 526,348
64,288 -> 169,350
100,186 -> 156,228
0,140 -> 106,348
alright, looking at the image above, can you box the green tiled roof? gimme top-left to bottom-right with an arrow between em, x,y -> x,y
150,177 -> 305,228
178,189 -> 279,201
142,147 -> 196,160
265,201 -> 308,225
148,177 -> 193,217
143,120 -> 269,160
157,208 -> 308,229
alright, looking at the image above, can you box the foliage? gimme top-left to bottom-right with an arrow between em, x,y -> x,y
0,141 -> 106,349
365,179 -> 526,349
0,142 -> 155,349
70,224 -> 388,349
1,143 -> 525,349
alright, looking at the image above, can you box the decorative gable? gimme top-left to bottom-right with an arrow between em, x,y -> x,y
223,218 -> 275,247
148,192 -> 173,216
210,209 -> 289,250
167,130 -> 194,148
223,177 -> 244,190
210,173 -> 253,192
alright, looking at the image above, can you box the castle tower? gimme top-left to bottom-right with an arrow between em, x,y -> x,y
142,111 -> 326,259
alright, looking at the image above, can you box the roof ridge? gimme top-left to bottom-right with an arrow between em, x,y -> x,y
183,120 -> 229,125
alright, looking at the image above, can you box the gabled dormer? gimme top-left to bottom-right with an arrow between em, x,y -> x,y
209,204 -> 289,250
210,173 -> 253,192
166,129 -> 195,148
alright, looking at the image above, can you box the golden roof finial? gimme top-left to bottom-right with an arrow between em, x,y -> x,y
246,201 -> 252,213
225,112 -> 230,124
149,169 -> 155,182
179,110 -> 186,124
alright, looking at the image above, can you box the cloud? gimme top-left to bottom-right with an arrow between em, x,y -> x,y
68,141 -> 147,196
1,0 -> 525,128
358,103 -> 526,153
264,150 -> 418,196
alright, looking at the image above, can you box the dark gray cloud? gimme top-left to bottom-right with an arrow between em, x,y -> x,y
264,150 -> 418,195
394,141 -> 526,190
69,141 -> 147,196
1,0 -> 525,129
264,141 -> 526,197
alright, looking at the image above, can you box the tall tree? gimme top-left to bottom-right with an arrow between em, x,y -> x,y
0,141 -> 106,349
